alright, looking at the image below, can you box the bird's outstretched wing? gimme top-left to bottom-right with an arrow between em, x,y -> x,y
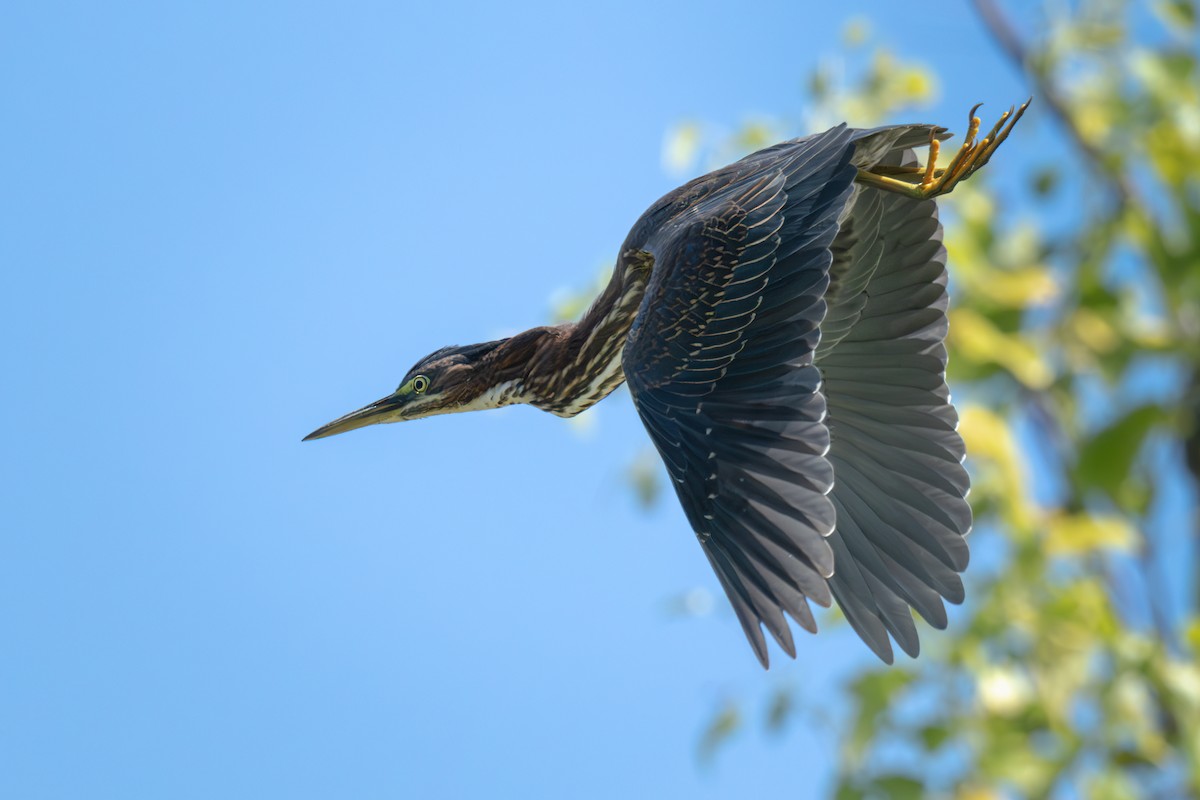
622,127 -> 858,666
623,127 -> 972,667
816,148 -> 972,663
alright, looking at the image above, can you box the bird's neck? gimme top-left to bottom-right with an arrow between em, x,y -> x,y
500,253 -> 652,418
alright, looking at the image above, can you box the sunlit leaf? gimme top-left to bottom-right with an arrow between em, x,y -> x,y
1044,513 -> 1138,555
976,266 -> 1059,308
949,308 -> 1054,389
1044,579 -> 1120,651
1069,307 -> 1120,354
548,266 -> 610,323
956,787 -> 1005,800
1085,771 -> 1141,800
1072,96 -> 1114,146
1187,617 -> 1200,653
734,121 -> 775,154
625,447 -> 663,509
1160,660 -> 1200,708
976,666 -> 1034,716
897,68 -> 934,102
662,122 -> 702,176
959,406 -> 1035,532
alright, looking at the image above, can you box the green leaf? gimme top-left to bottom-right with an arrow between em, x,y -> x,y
869,775 -> 925,800
697,703 -> 741,764
1154,0 -> 1196,31
764,688 -> 794,733
1076,405 -> 1165,497
918,725 -> 951,751
848,668 -> 914,713
834,782 -> 865,800
1033,166 -> 1060,196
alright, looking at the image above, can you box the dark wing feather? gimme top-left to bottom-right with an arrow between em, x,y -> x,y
622,127 -> 858,667
817,148 -> 973,664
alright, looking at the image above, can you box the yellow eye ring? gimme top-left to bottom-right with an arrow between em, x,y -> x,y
412,375 -> 430,394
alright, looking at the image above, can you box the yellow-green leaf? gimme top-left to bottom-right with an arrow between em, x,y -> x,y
1044,513 -> 1138,555
976,266 -> 1059,308
697,702 -> 741,763
949,308 -> 1054,389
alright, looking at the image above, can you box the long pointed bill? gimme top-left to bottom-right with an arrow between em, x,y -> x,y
302,394 -> 405,441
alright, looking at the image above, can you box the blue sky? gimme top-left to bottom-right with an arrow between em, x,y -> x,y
2,2 -> 1046,797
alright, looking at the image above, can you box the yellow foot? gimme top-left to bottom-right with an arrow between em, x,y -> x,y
855,98 -> 1031,200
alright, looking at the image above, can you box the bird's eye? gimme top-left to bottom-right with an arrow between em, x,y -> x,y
412,375 -> 430,394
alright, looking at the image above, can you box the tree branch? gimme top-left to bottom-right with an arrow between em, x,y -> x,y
970,0 -> 1142,212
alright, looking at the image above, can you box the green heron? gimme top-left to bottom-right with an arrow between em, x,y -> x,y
305,101 -> 1029,667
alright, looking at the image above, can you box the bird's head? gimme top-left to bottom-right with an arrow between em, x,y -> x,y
303,339 -> 519,440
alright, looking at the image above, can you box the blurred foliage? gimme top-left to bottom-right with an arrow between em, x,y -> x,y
602,1 -> 1200,796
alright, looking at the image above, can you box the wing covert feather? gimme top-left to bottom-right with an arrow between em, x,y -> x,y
623,127 -> 857,667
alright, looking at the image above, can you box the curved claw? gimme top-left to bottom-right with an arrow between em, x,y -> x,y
854,98 -> 1032,201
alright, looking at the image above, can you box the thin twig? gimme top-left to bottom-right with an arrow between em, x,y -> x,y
970,0 -> 1142,212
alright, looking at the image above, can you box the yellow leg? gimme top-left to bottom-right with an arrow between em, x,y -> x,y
855,98 -> 1031,200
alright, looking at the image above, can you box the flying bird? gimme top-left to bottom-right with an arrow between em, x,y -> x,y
305,101 -> 1029,667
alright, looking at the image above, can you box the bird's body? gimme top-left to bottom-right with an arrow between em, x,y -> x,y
306,102 -> 1028,667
